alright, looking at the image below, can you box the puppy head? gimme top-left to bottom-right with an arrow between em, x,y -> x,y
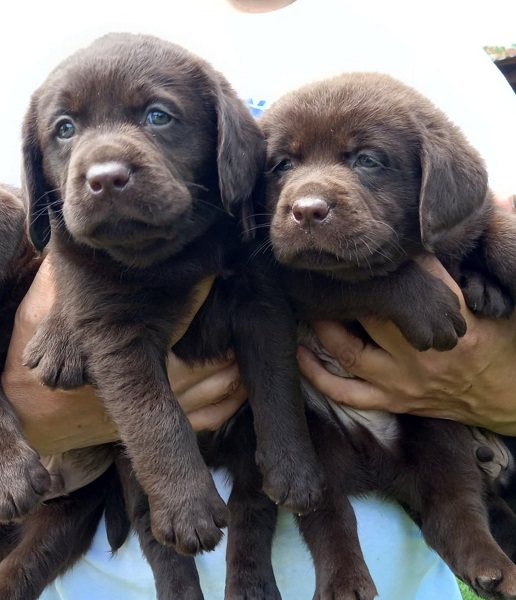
260,73 -> 488,279
23,33 -> 264,267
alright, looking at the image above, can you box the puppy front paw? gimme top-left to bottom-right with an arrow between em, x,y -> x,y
0,439 -> 50,521
23,313 -> 88,389
225,574 -> 282,600
313,566 -> 378,600
395,279 -> 467,351
460,269 -> 514,319
149,483 -> 229,555
462,558 -> 516,600
258,447 -> 324,515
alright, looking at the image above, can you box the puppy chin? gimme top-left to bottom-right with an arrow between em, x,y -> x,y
272,232 -> 403,280
104,239 -> 185,269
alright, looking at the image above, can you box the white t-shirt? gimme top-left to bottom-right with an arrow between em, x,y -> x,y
3,1 -> 512,599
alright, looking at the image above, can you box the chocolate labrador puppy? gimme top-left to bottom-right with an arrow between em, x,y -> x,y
0,185 -> 50,522
229,72 -> 516,600
0,33 -> 324,599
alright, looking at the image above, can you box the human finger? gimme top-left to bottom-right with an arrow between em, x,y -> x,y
168,352 -> 238,397
493,192 -> 516,213
188,385 -> 247,431
307,320 -> 396,380
172,360 -> 242,413
297,344 -> 399,410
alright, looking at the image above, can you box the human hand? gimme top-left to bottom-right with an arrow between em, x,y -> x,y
2,258 -> 245,455
298,193 -> 516,435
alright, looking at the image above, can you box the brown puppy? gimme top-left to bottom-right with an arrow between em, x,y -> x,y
0,33 -> 324,599
247,73 -> 516,599
0,185 -> 50,524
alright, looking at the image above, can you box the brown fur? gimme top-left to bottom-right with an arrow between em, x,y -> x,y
238,73 -> 516,600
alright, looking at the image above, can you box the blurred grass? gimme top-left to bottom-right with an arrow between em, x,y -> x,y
458,579 -> 482,600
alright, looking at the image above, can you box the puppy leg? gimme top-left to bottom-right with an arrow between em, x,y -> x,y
296,407 -> 378,600
483,208 -> 516,293
0,388 -> 50,521
114,449 -> 205,600
288,261 -> 467,352
231,266 -> 324,514
487,492 -> 516,563
91,339 -> 228,556
395,417 -> 516,600
225,481 -> 280,600
459,208 -> 516,318
0,469 -> 109,600
218,406 -> 281,600
25,306 -> 228,555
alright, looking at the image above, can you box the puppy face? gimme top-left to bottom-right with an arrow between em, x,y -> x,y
260,73 -> 488,280
24,33 -> 264,268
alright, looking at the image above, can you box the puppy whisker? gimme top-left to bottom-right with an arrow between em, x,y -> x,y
248,237 -> 273,262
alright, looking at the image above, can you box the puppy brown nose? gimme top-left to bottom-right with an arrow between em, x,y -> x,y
292,197 -> 330,228
86,162 -> 131,195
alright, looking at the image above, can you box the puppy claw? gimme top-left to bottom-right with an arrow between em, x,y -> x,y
313,569 -> 378,600
259,450 -> 324,515
463,558 -> 516,600
476,573 -> 502,593
149,491 -> 229,556
225,577 -> 282,600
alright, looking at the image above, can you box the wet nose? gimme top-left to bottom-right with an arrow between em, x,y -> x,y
86,162 -> 131,196
292,197 -> 330,228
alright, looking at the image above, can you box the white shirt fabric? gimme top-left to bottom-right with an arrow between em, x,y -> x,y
2,1 -> 513,599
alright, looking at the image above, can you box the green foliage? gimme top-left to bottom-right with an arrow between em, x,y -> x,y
458,579 -> 482,600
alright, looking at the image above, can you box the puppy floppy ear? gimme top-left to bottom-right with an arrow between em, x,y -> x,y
21,96 -> 53,251
214,79 -> 265,240
418,119 -> 488,252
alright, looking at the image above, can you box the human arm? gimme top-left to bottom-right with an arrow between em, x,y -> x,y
1,258 -> 245,455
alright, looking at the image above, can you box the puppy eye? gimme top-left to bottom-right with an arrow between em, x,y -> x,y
275,159 -> 293,172
146,109 -> 172,126
354,154 -> 380,168
56,119 -> 76,139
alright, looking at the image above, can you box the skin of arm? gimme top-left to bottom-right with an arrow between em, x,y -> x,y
1,259 -> 245,455
298,195 -> 516,435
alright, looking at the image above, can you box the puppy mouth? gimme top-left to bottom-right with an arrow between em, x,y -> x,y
273,234 -> 401,277
77,219 -> 179,266
88,220 -> 169,247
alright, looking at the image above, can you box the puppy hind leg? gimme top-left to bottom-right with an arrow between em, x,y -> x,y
297,409 -> 377,600
487,492 -> 516,564
225,482 -> 280,600
114,450 -> 204,600
396,417 -> 516,600
223,409 -> 281,600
